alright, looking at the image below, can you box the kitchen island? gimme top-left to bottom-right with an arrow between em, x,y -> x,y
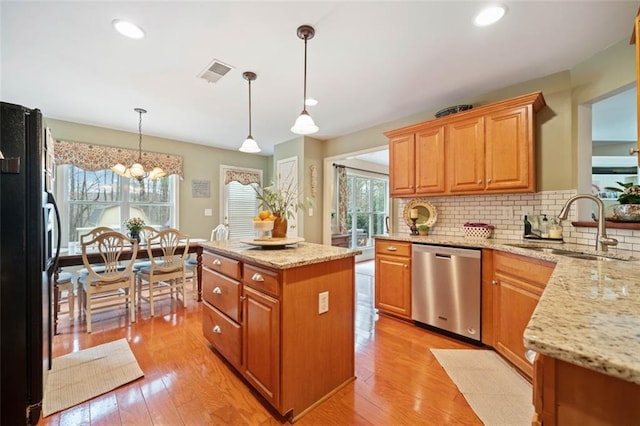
375,234 -> 640,424
198,240 -> 360,423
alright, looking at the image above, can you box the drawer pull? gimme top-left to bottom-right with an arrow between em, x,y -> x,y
492,279 -> 498,285
212,286 -> 222,294
251,272 -> 264,282
240,295 -> 246,301
386,246 -> 397,251
213,325 -> 222,334
212,259 -> 222,266
477,179 -> 483,185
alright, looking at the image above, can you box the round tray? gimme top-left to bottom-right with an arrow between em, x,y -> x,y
240,237 -> 305,249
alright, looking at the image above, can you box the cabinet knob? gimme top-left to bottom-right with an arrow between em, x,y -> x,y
492,279 -> 498,285
212,259 -> 222,266
477,179 -> 483,185
404,264 -> 408,269
213,325 -> 222,334
240,295 -> 246,301
212,286 -> 222,294
251,272 -> 264,282
387,246 -> 397,251
487,178 -> 492,183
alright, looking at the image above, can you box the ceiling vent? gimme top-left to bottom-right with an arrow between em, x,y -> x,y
198,59 -> 234,84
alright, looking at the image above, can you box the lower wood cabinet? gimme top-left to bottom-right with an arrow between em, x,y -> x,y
491,251 -> 555,379
201,247 -> 355,422
374,240 -> 412,320
243,285 -> 280,407
533,354 -> 640,425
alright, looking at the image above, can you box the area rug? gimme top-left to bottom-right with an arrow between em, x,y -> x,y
43,338 -> 144,416
431,349 -> 533,425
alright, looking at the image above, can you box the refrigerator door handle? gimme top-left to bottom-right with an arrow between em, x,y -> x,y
46,191 -> 62,274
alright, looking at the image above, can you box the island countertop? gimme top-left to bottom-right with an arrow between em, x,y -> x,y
199,240 -> 361,270
375,233 -> 640,385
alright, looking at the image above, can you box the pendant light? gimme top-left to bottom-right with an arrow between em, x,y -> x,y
111,108 -> 166,181
291,25 -> 319,135
239,71 -> 261,153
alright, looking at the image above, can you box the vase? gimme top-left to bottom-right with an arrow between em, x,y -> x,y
129,232 -> 141,244
272,215 -> 288,238
611,204 -> 640,222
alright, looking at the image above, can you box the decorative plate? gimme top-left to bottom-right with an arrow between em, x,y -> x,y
240,237 -> 305,249
403,199 -> 438,229
435,104 -> 473,118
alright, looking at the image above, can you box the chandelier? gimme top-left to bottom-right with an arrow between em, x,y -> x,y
111,108 -> 166,181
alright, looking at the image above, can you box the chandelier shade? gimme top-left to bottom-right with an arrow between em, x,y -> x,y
291,25 -> 319,135
111,108 -> 166,181
239,71 -> 261,153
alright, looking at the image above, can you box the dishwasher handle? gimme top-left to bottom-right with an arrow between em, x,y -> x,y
435,253 -> 451,259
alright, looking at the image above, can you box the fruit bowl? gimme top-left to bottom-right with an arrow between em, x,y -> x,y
253,220 -> 275,232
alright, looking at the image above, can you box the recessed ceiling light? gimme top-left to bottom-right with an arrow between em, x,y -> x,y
112,19 -> 145,39
305,98 -> 318,107
474,5 -> 507,27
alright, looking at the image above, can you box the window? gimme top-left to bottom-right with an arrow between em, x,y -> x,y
56,165 -> 177,246
220,166 -> 262,240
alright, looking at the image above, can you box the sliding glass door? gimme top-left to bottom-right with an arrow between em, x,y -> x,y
346,173 -> 388,260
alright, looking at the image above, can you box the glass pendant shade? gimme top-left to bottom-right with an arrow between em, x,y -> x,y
239,136 -> 261,153
111,108 -> 166,181
291,110 -> 318,135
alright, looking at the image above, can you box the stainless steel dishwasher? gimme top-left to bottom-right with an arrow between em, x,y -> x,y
412,244 -> 481,342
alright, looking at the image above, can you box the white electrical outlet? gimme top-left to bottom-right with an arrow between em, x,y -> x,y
204,208 -> 213,217
318,291 -> 329,314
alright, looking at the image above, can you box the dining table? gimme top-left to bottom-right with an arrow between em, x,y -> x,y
53,238 -> 205,333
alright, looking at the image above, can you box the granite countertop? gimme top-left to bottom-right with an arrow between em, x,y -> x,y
199,240 -> 361,270
376,233 -> 640,385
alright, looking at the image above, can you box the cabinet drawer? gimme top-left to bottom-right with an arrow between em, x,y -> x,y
375,240 -> 411,257
243,263 -> 280,298
494,251 -> 554,288
202,251 -> 241,280
202,269 -> 241,322
202,303 -> 241,368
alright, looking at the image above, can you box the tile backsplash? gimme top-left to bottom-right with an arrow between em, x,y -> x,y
396,190 -> 640,252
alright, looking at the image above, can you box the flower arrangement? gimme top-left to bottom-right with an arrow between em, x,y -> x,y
124,217 -> 145,234
253,181 -> 309,220
604,182 -> 640,204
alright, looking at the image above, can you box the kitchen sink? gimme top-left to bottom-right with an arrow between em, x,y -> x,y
504,243 -> 628,261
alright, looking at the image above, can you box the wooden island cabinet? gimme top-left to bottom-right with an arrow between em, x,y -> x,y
386,91 -> 545,197
200,241 -> 358,423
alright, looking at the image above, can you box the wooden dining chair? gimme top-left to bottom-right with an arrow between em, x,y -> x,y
185,224 -> 227,293
77,230 -> 138,333
136,228 -> 189,317
53,270 -> 74,334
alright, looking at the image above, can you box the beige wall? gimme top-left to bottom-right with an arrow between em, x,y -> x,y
46,118 -> 270,240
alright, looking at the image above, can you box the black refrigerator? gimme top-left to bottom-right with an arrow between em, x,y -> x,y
0,102 -> 61,424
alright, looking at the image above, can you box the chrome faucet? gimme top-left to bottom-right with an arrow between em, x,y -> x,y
557,194 -> 618,252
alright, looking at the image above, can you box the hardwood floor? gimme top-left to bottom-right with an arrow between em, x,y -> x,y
39,261 -> 482,425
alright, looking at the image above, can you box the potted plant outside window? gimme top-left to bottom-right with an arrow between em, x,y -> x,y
604,181 -> 640,222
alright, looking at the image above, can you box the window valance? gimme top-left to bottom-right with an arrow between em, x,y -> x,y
54,140 -> 184,178
224,168 -> 261,185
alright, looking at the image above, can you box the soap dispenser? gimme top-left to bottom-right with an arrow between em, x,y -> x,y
549,217 -> 563,239
540,214 -> 549,238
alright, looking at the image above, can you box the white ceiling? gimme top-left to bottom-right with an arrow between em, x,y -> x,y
2,1 -> 638,156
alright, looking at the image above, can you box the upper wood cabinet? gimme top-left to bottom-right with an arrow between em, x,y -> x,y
386,92 -> 545,197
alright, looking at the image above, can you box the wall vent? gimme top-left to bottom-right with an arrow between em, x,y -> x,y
198,59 -> 234,84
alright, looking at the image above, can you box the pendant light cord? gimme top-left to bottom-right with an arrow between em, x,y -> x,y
137,109 -> 143,162
248,78 -> 252,137
303,35 -> 308,113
